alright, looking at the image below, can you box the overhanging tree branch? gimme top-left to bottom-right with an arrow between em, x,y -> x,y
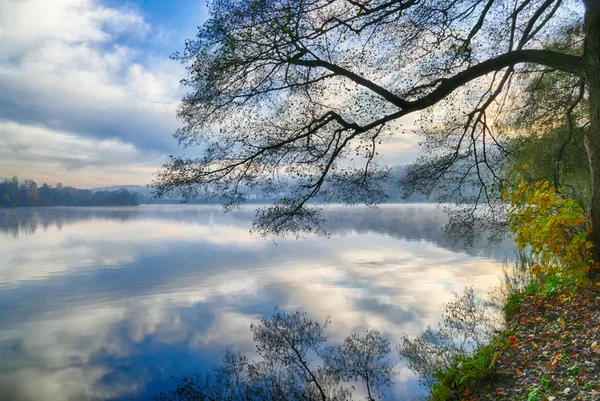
291,50 -> 583,119
156,0 -> 589,239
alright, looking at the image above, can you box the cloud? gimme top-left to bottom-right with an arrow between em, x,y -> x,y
0,0 -> 188,185
0,120 -> 167,186
0,0 -> 149,46
377,132 -> 421,165
0,0 -> 425,187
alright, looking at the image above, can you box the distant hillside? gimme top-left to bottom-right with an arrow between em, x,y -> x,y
94,166 -> 436,204
92,185 -> 154,197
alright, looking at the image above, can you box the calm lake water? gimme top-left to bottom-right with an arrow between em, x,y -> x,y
0,204 -> 515,401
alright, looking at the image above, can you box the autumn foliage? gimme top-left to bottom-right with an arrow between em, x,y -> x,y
503,180 -> 593,280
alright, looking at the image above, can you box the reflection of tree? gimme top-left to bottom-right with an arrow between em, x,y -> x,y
321,206 -> 516,260
0,207 -> 242,238
159,289 -> 501,401
398,287 -> 501,389
158,310 -> 393,401
0,208 -> 132,238
0,206 -> 515,259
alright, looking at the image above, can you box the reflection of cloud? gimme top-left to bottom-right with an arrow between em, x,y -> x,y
0,214 -> 261,285
0,205 -> 511,400
0,366 -> 139,401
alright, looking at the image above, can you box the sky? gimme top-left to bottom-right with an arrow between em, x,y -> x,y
0,0 -> 421,189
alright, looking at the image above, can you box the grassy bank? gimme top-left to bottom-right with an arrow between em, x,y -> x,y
429,278 -> 600,401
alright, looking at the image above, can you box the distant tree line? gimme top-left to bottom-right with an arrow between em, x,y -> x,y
0,177 -> 139,207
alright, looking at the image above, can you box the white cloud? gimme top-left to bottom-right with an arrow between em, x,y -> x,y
0,0 -> 148,50
0,120 -> 167,186
0,0 -> 186,186
377,131 -> 421,165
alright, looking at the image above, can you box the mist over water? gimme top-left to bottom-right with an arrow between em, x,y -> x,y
0,204 -> 515,400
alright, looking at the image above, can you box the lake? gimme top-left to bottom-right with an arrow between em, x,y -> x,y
0,204 -> 516,400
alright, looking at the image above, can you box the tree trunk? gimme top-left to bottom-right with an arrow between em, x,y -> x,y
584,0 -> 600,282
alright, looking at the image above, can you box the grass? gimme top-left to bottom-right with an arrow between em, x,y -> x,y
503,282 -> 539,322
430,339 -> 504,401
503,270 -> 584,322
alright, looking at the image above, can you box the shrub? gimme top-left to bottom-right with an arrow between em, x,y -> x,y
503,180 -> 592,281
429,341 -> 501,401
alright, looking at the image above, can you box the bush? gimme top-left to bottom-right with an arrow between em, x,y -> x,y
430,341 -> 501,401
503,180 -> 591,281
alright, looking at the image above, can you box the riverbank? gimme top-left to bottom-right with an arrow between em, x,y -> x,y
431,283 -> 600,400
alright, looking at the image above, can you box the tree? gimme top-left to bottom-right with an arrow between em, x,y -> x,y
504,180 -> 592,280
155,0 -> 599,277
505,126 -> 590,208
0,178 -> 140,207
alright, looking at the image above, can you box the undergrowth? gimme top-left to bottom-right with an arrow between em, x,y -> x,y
423,254 -> 589,401
430,338 -> 505,401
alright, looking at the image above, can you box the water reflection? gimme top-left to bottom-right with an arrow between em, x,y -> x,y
0,205 -> 515,400
1,204 -> 514,258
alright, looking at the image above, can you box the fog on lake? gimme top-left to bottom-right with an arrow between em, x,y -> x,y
0,204 -> 516,400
